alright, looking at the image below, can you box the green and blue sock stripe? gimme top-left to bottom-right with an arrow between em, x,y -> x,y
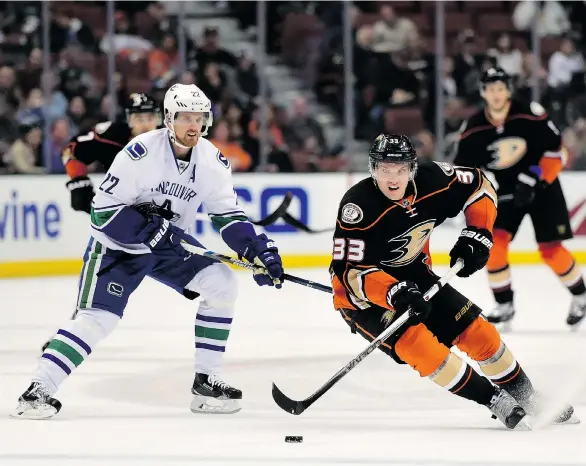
77,239 -> 107,310
195,314 -> 232,353
42,329 -> 92,375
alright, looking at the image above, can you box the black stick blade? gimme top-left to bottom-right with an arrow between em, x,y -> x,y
272,383 -> 306,415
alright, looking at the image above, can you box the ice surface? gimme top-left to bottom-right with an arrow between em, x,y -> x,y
1,266 -> 585,466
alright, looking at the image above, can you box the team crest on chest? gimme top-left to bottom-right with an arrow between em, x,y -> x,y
487,137 -> 527,170
381,220 -> 435,267
341,203 -> 363,224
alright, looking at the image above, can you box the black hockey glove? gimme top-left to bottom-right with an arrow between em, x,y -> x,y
66,176 -> 95,214
386,280 -> 431,325
449,226 -> 493,277
514,168 -> 545,208
136,214 -> 187,258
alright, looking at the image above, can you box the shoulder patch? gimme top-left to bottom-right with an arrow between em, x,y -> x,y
217,151 -> 230,169
433,161 -> 455,176
341,203 -> 363,224
125,141 -> 148,161
95,121 -> 113,134
530,101 -> 546,116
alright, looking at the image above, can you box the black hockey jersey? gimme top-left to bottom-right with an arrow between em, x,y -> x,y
330,162 -> 497,312
62,121 -> 131,177
453,99 -> 565,195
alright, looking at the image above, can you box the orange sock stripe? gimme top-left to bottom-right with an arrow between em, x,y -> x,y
451,366 -> 473,394
494,365 -> 521,385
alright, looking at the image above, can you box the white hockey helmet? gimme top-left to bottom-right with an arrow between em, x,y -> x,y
164,84 -> 213,146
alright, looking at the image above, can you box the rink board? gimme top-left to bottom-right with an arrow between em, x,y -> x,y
1,172 -> 586,278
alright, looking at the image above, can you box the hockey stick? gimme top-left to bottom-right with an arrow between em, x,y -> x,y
271,259 -> 464,415
192,191 -> 294,227
179,241 -> 332,293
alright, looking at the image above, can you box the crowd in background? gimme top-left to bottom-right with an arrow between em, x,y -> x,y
1,1 -> 586,175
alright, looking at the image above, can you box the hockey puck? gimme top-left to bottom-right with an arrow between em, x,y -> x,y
285,436 -> 303,443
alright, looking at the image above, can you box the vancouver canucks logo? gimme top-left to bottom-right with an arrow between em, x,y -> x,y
381,220 -> 435,267
487,137 -> 527,170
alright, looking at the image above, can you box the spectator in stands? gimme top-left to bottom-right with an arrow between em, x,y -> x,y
513,1 -> 570,38
50,10 -> 97,54
66,95 -> 90,135
516,52 -> 548,102
16,48 -> 42,97
198,62 -> 227,103
16,87 -> 43,125
41,71 -> 69,121
196,27 -> 237,70
179,70 -> 197,85
3,121 -> 44,174
487,32 -> 523,79
371,5 -> 418,54
375,50 -> 420,108
548,36 -> 585,89
0,65 -> 20,114
236,51 -> 259,99
209,119 -> 252,172
453,29 -> 486,105
100,10 -> 153,59
148,33 -> 179,84
286,96 -> 327,155
47,117 -> 71,173
223,101 -> 244,141
564,94 -> 586,169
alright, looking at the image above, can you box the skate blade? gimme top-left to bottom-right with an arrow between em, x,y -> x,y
513,418 -> 532,431
9,405 -> 58,420
190,395 -> 241,414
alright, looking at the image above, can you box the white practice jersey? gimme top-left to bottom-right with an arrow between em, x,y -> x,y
90,128 -> 247,253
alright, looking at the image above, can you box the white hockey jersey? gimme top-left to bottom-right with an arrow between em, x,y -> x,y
90,128 -> 247,253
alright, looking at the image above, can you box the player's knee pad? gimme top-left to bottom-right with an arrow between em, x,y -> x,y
487,229 -> 511,271
187,263 -> 238,310
394,324 -> 450,377
454,316 -> 501,362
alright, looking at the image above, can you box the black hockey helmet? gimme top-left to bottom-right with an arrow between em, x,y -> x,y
369,133 -> 418,180
125,93 -> 161,121
479,66 -> 512,94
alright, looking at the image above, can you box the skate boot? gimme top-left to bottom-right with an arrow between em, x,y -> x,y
487,387 -> 527,429
521,391 -> 579,425
567,294 -> 586,328
10,382 -> 62,420
485,302 -> 515,331
191,373 -> 242,414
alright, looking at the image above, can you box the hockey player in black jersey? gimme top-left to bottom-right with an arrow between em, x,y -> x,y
330,133 -> 577,428
62,93 -> 161,213
453,67 -> 586,329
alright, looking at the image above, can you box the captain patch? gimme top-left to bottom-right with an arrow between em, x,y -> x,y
341,203 -> 363,224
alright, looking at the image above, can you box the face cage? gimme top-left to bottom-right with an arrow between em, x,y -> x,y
369,159 -> 418,184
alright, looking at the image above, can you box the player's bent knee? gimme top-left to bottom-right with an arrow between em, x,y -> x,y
187,263 -> 238,309
487,229 -> 511,270
394,324 -> 450,377
537,241 -> 563,258
455,316 -> 501,362
70,309 -> 120,346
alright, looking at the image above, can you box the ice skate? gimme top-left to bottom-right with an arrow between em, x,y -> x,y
485,302 -> 515,332
191,373 -> 242,414
487,387 -> 527,429
567,294 -> 586,329
10,382 -> 61,420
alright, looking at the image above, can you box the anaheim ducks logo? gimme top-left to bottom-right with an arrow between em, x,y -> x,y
487,137 -> 527,170
381,220 -> 435,267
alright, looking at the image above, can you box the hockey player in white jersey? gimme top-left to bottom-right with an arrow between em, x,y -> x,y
11,84 -> 285,419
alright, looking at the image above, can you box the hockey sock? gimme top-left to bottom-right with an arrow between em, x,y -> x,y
538,242 -> 586,296
194,301 -> 234,375
395,324 -> 495,406
455,316 -> 534,402
34,309 -> 119,394
185,263 -> 237,376
487,229 -> 514,304
429,353 -> 496,405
